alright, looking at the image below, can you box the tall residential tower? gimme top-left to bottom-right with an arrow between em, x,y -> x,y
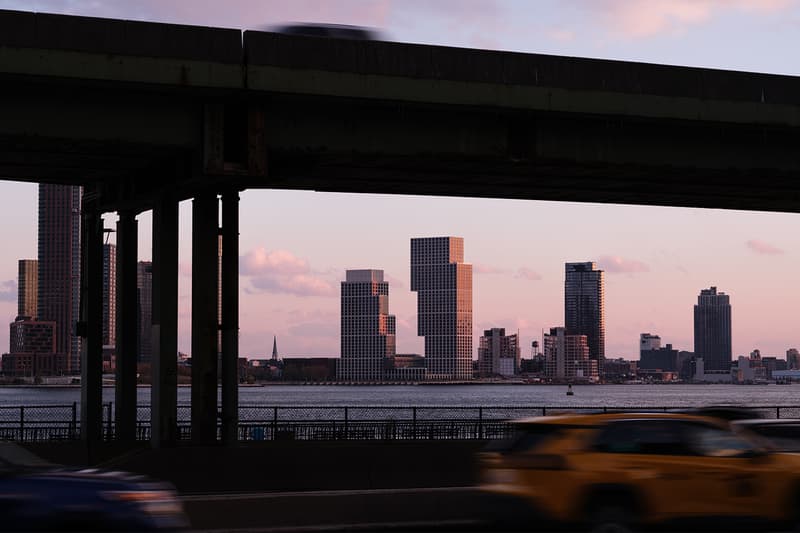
411,237 -> 473,381
338,269 -> 396,381
37,184 -> 81,374
137,261 -> 153,363
694,286 -> 732,371
565,262 -> 605,369
102,243 -> 116,348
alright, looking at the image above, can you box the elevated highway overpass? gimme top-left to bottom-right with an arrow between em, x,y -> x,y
1,9 -> 798,451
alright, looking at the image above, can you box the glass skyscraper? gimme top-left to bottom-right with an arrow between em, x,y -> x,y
564,262 -> 605,369
411,237 -> 473,381
694,286 -> 732,371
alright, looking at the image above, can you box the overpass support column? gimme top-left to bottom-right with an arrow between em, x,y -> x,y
79,201 -> 104,458
114,212 -> 138,443
191,193 -> 219,444
151,195 -> 178,447
220,191 -> 239,445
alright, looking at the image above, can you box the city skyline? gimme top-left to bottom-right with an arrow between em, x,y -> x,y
0,185 -> 798,362
0,2 -> 798,362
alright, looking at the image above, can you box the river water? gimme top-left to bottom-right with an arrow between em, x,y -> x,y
2,383 -> 800,408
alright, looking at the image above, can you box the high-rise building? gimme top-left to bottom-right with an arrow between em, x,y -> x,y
787,348 -> 800,370
543,326 -> 598,381
411,237 -> 473,381
693,286 -> 732,371
338,269 -> 396,381
565,262 -> 605,368
640,333 -> 661,352
137,261 -> 153,363
478,328 -> 520,377
37,184 -> 81,374
17,259 -> 38,320
102,243 -> 116,348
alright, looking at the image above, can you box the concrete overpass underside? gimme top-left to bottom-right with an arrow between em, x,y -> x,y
1,9 -> 799,451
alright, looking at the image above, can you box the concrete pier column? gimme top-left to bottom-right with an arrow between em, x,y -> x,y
191,193 -> 219,444
220,191 -> 239,444
151,195 -> 179,447
79,202 -> 104,453
114,211 -> 138,442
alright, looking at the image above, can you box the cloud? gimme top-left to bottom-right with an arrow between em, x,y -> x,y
238,247 -> 336,297
577,0 -> 795,38
473,263 -> 509,275
598,255 -> 650,274
249,273 -> 336,297
0,279 -> 15,302
746,239 -> 784,255
516,267 -> 542,281
241,248 -> 309,276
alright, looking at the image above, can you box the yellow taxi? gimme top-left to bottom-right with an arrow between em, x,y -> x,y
479,412 -> 800,532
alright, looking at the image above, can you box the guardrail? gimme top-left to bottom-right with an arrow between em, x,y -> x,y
2,404 -> 798,442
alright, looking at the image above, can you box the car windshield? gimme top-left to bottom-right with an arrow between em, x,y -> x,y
484,425 -> 563,454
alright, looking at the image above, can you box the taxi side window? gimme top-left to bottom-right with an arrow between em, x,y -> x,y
592,420 -> 694,455
684,424 -> 756,457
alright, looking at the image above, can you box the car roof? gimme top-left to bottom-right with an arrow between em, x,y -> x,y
511,412 -> 727,427
269,23 -> 380,40
734,419 -> 800,427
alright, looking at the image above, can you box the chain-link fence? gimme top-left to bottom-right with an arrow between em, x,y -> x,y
3,404 -> 798,442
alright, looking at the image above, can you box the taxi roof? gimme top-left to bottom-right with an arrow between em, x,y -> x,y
511,411 -> 727,427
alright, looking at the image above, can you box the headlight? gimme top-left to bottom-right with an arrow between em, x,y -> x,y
102,490 -> 172,503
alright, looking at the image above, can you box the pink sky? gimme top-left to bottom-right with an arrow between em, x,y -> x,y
0,1 -> 798,360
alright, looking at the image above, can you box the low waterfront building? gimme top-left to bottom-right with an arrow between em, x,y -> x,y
282,357 -> 338,382
602,358 -> 637,381
693,357 -> 732,383
543,327 -> 599,382
640,344 -> 679,372
477,328 -> 521,377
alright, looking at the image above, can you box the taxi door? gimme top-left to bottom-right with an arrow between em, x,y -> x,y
583,419 -> 731,519
681,423 -> 777,517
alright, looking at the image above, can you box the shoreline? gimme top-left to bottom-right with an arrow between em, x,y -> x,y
0,381 -> 792,388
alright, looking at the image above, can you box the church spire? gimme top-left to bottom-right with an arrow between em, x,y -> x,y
271,335 -> 279,360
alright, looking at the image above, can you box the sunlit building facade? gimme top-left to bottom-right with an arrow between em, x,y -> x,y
17,259 -> 38,320
338,269 -> 396,381
411,237 -> 473,381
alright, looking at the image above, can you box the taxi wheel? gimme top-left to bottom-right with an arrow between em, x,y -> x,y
586,505 -> 635,533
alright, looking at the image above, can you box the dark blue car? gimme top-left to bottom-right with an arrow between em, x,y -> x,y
0,442 -> 188,531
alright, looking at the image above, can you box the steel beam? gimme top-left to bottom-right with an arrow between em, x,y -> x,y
114,211 -> 138,442
220,191 -> 239,444
191,193 -> 219,444
79,199 -> 104,456
151,195 -> 178,447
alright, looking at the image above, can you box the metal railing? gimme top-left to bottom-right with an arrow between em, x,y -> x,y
2,404 -> 799,442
